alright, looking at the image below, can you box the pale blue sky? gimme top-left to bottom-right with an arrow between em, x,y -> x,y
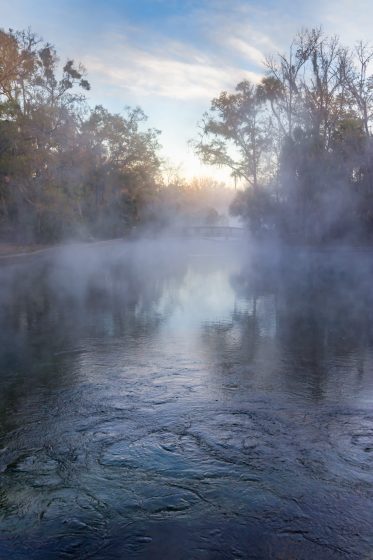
1,0 -> 372,182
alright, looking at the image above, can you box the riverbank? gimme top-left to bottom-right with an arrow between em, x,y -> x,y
0,242 -> 49,256
0,238 -> 129,261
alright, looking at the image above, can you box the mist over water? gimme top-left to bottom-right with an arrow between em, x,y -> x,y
0,239 -> 372,559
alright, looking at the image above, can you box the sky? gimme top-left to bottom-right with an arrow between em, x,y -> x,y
1,0 -> 373,184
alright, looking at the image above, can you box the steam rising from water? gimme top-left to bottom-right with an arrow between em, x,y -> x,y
0,239 -> 373,559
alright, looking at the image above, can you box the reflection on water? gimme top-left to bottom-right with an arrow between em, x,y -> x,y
0,240 -> 373,559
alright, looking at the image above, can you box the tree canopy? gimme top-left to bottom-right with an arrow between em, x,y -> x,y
0,28 -> 162,242
195,28 -> 373,244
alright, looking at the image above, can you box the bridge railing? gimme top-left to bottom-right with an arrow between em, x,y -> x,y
181,226 -> 245,239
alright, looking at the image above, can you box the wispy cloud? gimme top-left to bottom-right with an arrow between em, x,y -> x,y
224,38 -> 266,66
318,0 -> 373,43
83,40 -> 261,101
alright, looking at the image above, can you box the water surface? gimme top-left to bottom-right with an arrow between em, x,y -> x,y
0,240 -> 373,559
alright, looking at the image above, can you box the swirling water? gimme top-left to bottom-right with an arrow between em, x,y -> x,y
0,239 -> 373,559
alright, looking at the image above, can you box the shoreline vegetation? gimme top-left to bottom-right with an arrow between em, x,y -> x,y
2,26 -> 373,246
193,28 -> 373,246
0,27 -> 233,245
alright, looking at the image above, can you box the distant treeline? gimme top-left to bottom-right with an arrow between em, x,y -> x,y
0,28 -> 233,243
195,28 -> 373,245
3,27 -> 372,246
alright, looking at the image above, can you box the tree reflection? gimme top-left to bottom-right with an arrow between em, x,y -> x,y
202,248 -> 373,400
275,251 -> 373,360
0,242 -> 190,427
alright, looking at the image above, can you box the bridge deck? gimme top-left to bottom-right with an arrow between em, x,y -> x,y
182,226 -> 244,238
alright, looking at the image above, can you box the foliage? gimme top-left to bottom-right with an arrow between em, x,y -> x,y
144,171 -> 234,231
195,28 -> 373,244
0,28 -> 161,242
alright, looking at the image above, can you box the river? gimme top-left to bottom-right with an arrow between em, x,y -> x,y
0,239 -> 372,559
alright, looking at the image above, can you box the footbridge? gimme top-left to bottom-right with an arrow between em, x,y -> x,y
181,226 -> 245,239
